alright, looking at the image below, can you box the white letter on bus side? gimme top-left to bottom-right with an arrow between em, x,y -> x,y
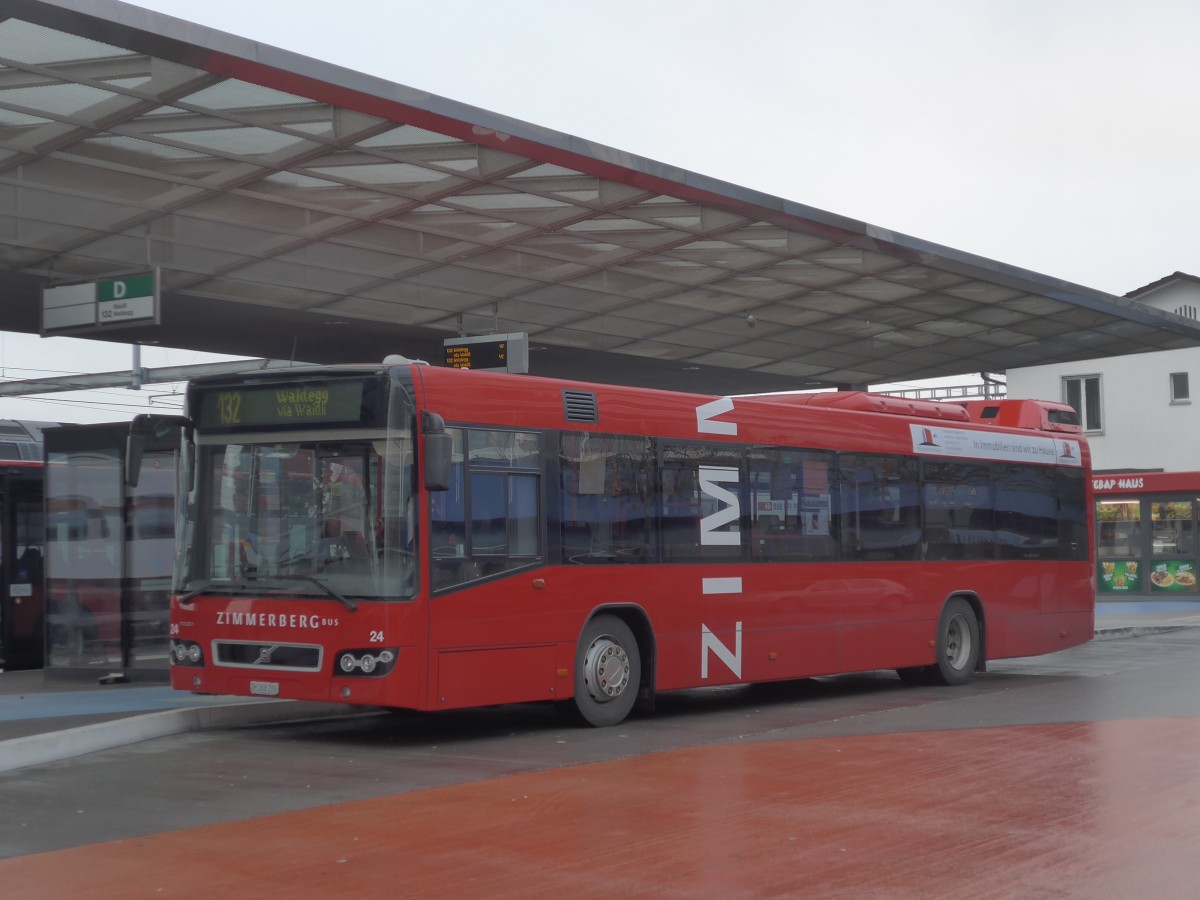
701,622 -> 742,679
699,465 -> 740,545
696,397 -> 737,435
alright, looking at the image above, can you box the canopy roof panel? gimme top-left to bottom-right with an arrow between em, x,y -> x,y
1,0 -> 1198,393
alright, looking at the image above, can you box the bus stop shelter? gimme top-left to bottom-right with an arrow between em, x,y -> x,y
1,0 -> 1199,398
4,0 -> 1200,680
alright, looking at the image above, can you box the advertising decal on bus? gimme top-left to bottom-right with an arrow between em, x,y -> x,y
910,424 -> 1082,467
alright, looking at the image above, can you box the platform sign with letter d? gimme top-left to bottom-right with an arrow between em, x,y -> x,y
97,273 -> 156,324
43,270 -> 160,334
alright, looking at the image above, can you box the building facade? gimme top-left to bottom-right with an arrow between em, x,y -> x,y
1006,273 -> 1200,597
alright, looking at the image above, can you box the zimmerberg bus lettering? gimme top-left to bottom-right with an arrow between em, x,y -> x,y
215,612 -> 338,629
695,399 -> 744,681
701,623 -> 743,679
696,396 -> 738,435
699,466 -> 741,545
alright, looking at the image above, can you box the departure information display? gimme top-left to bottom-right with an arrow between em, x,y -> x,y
442,332 -> 529,373
444,337 -> 508,370
195,381 -> 367,429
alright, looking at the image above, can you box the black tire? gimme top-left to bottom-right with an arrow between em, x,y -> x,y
895,665 -> 933,685
930,598 -> 980,686
572,614 -> 640,727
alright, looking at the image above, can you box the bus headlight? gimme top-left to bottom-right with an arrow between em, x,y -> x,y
170,640 -> 204,667
335,648 -> 397,677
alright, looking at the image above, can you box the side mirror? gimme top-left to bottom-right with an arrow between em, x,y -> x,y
422,411 -> 452,492
126,430 -> 145,489
126,414 -> 191,487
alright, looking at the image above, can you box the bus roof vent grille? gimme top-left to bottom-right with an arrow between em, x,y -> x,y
563,390 -> 598,423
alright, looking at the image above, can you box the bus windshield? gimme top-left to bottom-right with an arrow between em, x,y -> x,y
180,434 -> 415,601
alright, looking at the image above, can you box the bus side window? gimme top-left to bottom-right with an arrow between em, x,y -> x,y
432,428 -> 544,591
1055,468 -> 1089,561
921,461 -> 994,561
559,433 -> 656,565
837,454 -> 920,562
994,464 -> 1057,560
660,442 -> 743,563
746,447 -> 835,562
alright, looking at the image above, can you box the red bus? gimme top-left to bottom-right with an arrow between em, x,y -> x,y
0,459 -> 48,671
169,361 -> 1093,725
0,418 -> 57,671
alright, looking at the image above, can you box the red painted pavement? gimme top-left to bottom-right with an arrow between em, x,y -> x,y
3,718 -> 1198,899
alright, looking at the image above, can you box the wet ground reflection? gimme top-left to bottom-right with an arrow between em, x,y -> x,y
3,717 -> 1197,898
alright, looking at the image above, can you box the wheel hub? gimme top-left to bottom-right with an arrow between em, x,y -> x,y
583,636 -> 630,702
945,613 -> 972,669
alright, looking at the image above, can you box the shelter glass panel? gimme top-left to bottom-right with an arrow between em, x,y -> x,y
126,450 -> 177,669
45,448 -> 123,671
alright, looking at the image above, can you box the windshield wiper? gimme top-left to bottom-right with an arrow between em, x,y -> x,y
269,574 -> 358,612
176,579 -> 254,603
176,575 -> 357,611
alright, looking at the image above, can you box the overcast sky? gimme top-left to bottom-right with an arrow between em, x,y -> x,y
5,0 -> 1199,422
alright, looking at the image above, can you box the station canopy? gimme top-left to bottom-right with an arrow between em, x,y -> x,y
3,0 -> 1200,394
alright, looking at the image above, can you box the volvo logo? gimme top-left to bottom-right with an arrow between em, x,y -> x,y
255,645 -> 278,665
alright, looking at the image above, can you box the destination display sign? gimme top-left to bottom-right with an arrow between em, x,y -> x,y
445,340 -> 505,369
443,332 -> 529,373
196,381 -> 367,429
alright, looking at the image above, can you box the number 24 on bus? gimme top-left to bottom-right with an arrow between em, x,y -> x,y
169,361 -> 1093,726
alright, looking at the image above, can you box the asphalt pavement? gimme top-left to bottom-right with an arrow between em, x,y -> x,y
2,598 -> 1198,775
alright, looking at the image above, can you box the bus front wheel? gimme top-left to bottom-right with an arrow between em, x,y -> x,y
931,598 -> 980,686
573,614 -> 640,727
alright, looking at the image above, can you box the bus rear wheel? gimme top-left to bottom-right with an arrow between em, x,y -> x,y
931,598 -> 980,686
573,614 -> 640,727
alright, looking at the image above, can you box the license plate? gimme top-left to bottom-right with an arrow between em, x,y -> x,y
249,680 -> 280,696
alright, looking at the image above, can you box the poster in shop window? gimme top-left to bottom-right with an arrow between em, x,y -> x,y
1098,560 -> 1139,593
1148,561 -> 1198,593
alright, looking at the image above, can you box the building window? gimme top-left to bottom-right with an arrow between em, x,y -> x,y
1063,375 -> 1102,432
1171,372 -> 1190,403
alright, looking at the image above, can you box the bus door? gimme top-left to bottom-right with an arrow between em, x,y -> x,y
427,427 -> 551,709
